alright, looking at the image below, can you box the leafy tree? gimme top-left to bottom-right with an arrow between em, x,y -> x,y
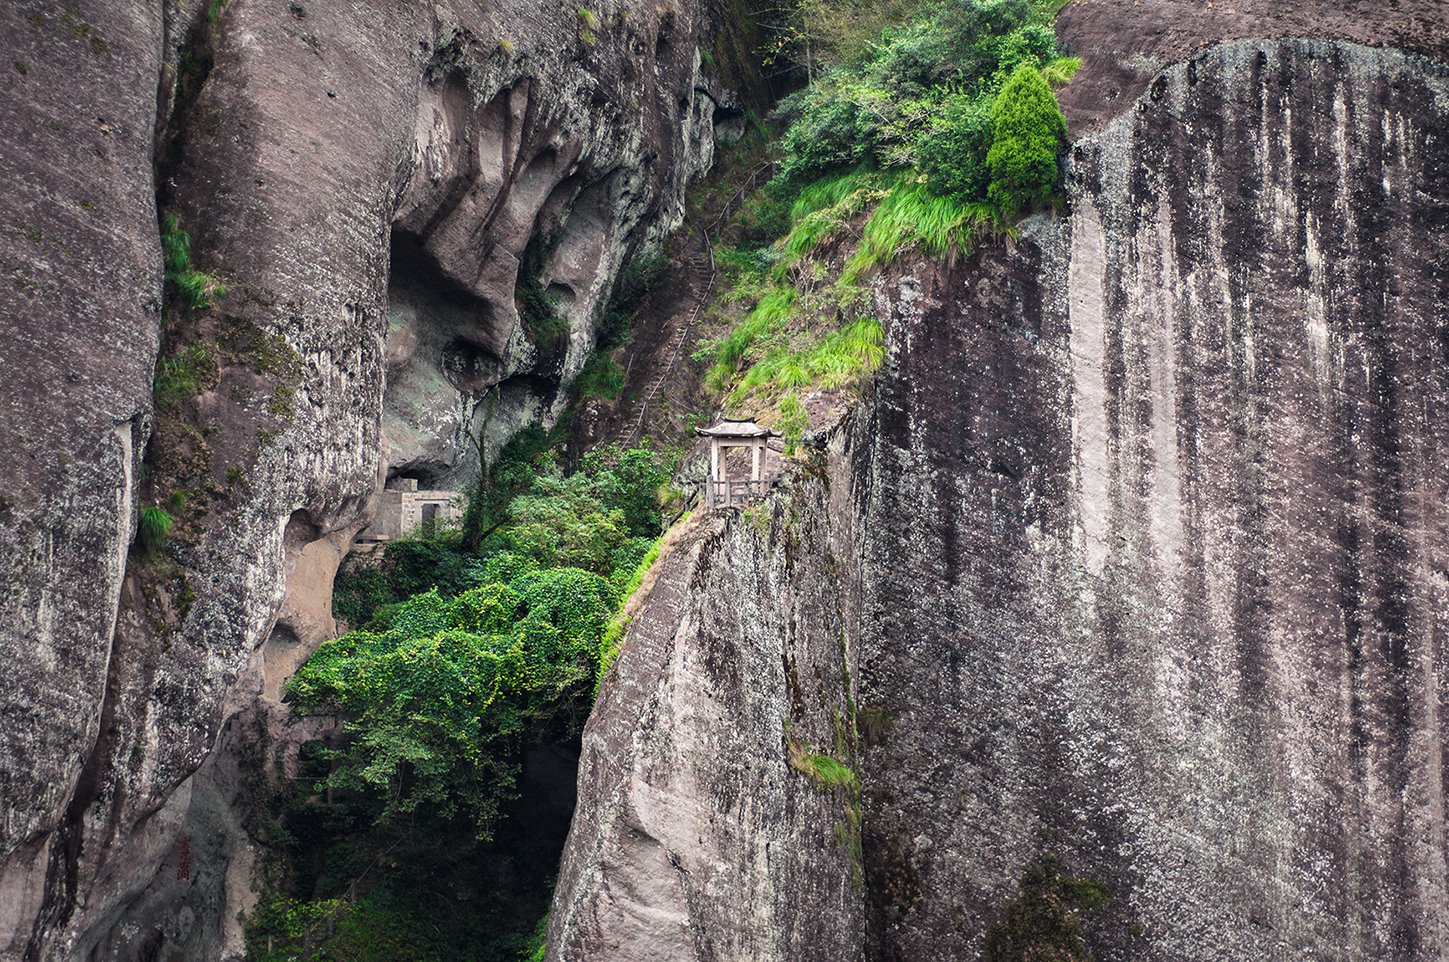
985,63 -> 1067,217
760,0 -> 923,80
776,85 -> 879,185
918,92 -> 994,202
770,0 -> 1064,191
579,444 -> 672,537
503,473 -> 630,575
289,565 -> 618,837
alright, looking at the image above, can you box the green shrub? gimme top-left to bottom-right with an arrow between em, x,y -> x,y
771,0 -> 1062,189
702,0 -> 1071,417
244,891 -> 452,962
579,444 -> 672,537
983,854 -> 1110,962
735,178 -> 797,249
289,624 -> 524,832
137,506 -> 173,557
448,581 -> 525,634
992,23 -> 1058,79
775,87 -> 877,186
986,63 -> 1067,218
310,442 -> 673,823
331,561 -> 392,631
918,92 -> 994,202
243,896 -> 346,962
280,438 -> 675,961
292,564 -> 621,834
504,475 -> 630,574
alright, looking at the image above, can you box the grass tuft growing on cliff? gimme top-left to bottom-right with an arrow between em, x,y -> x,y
152,341 -> 219,410
161,213 -> 226,314
136,506 -> 173,557
788,738 -> 858,791
797,751 -> 856,790
577,7 -> 600,46
595,534 -> 664,689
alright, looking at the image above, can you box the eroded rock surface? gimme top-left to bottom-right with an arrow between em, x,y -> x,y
0,0 -> 728,956
0,2 -> 166,953
554,36 -> 1449,961
550,467 -> 868,962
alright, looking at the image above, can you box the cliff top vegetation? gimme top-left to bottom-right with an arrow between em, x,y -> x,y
699,0 -> 1076,438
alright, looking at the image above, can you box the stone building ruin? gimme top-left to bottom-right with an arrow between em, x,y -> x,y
355,478 -> 464,543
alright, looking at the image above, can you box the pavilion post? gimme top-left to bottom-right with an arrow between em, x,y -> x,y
720,444 -> 730,507
709,439 -> 720,509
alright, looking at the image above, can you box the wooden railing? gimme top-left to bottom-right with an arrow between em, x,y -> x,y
702,478 -> 767,509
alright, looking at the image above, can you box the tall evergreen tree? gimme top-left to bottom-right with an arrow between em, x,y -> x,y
986,62 -> 1068,217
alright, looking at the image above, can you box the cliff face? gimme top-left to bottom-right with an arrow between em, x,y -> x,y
0,0 -> 727,956
550,462 -> 869,961
554,36 -> 1449,961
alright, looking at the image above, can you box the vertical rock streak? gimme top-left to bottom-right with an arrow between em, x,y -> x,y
857,38 -> 1449,961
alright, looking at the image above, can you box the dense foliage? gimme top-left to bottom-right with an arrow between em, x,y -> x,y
986,62 -> 1070,217
290,571 -> 614,833
772,0 -> 1074,200
251,444 -> 671,961
700,0 -> 1074,418
313,444 -> 669,826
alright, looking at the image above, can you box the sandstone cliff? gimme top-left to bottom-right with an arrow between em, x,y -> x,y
551,29 -> 1449,962
0,0 -> 730,957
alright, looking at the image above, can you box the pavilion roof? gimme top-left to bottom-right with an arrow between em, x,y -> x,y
696,418 -> 773,438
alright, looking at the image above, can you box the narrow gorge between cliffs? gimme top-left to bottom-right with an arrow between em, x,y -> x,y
0,0 -> 1447,960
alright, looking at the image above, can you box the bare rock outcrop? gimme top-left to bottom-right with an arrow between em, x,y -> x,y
553,35 -> 1449,962
0,0 -> 729,957
550,464 -> 868,962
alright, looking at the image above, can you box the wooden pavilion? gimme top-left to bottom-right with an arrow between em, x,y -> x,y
697,418 -> 775,509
